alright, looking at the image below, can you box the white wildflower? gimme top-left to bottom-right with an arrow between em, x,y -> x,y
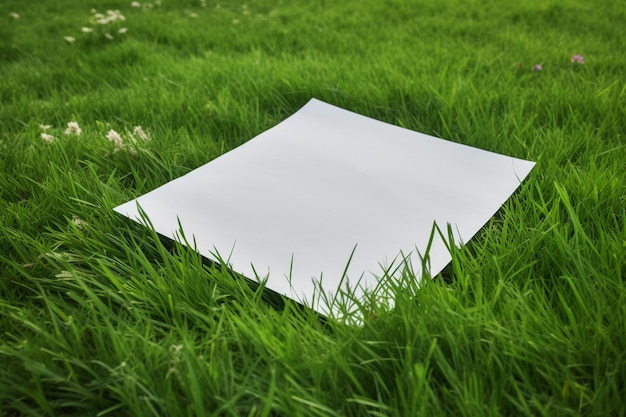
71,216 -> 88,229
64,121 -> 81,136
118,27 -> 128,34
64,36 -> 76,43
94,13 -> 109,24
107,9 -> 126,21
107,129 -> 124,147
133,125 -> 150,141
105,33 -> 114,40
41,133 -> 55,143
9,12 -> 20,19
81,27 -> 93,33
40,124 -> 52,131
131,1 -> 141,7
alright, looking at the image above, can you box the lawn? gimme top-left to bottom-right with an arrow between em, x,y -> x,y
1,0 -> 625,415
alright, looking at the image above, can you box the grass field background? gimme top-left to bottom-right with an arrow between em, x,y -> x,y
1,0 -> 625,415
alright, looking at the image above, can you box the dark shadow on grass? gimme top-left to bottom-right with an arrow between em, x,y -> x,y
117,211 -> 332,328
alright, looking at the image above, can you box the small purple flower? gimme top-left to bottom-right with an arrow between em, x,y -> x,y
571,54 -> 585,64
532,63 -> 542,71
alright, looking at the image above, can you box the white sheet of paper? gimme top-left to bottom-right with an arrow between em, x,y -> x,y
114,98 -> 535,316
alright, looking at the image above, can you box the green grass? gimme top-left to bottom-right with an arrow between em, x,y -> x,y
1,0 -> 625,415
